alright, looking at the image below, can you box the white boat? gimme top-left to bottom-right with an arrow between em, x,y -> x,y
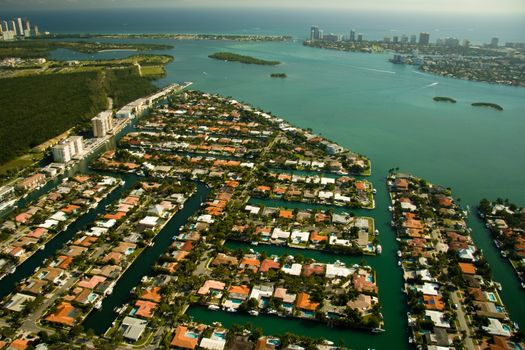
372,189 -> 377,194
376,245 -> 382,254
250,241 -> 259,246
94,300 -> 103,309
397,250 -> 402,257
248,310 -> 259,316
494,282 -> 502,291
208,305 -> 220,310
372,328 -> 385,333
501,251 -> 508,258
375,229 -> 379,234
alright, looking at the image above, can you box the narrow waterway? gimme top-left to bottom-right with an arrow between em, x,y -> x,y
0,174 -> 136,300
83,182 -> 211,334
188,179 -> 409,350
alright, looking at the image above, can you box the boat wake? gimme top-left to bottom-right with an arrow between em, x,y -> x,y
423,82 -> 439,88
349,65 -> 396,74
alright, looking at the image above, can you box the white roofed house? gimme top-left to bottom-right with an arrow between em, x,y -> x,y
271,228 -> 290,245
249,284 -> 274,307
290,230 -> 310,245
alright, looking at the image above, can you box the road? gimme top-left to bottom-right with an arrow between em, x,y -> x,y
452,291 -> 477,350
20,276 -> 77,335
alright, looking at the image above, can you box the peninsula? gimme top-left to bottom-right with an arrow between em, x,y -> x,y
478,199 -> 525,288
388,173 -> 522,350
48,33 -> 293,42
209,52 -> 280,65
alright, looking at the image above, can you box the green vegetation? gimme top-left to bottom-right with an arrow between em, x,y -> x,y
0,40 -> 172,59
0,72 -> 107,164
209,52 -> 280,65
0,65 -> 160,165
139,65 -> 166,77
471,102 -> 503,111
104,67 -> 158,108
270,73 -> 287,78
433,96 -> 456,103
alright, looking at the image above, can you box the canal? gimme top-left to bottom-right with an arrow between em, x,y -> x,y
83,182 -> 210,334
187,178 -> 410,350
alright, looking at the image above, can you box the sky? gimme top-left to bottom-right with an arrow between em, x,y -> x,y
1,0 -> 525,14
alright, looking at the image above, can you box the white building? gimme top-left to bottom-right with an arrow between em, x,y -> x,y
92,111 -> 113,137
51,136 -> 84,163
52,144 -> 71,163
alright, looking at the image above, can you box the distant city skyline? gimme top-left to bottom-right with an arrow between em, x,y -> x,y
1,0 -> 524,14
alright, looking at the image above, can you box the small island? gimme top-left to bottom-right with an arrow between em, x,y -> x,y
270,73 -> 287,78
433,96 -> 457,103
208,52 -> 280,65
471,102 -> 503,111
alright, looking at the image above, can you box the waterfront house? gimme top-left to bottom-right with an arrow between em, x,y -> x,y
223,285 -> 250,309
295,292 -> 319,316
198,280 -> 226,297
483,318 -> 512,337
134,300 -> 157,319
273,287 -> 296,313
302,263 -> 325,277
425,310 -> 451,329
282,263 -> 302,276
140,286 -> 162,303
249,284 -> 274,307
45,302 -> 79,327
346,293 -> 377,315
37,267 -> 64,284
77,275 -> 106,289
120,316 -> 147,342
171,325 -> 199,349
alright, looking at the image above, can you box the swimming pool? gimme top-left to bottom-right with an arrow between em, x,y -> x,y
185,331 -> 200,339
212,332 -> 226,340
87,293 -> 98,302
487,292 -> 497,302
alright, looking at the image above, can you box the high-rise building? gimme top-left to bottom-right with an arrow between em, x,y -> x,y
490,37 -> 499,48
401,35 -> 408,44
393,36 -> 399,43
410,35 -> 417,44
51,136 -> 84,163
349,29 -> 356,42
323,33 -> 341,42
92,111 -> 113,138
357,33 -> 363,42
52,144 -> 72,163
310,26 -> 322,41
16,18 -> 23,36
444,37 -> 460,48
419,32 -> 430,46
383,36 -> 391,43
2,21 -> 8,33
68,136 -> 84,155
10,20 -> 17,36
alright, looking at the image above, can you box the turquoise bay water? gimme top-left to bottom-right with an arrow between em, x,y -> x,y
51,40 -> 525,349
